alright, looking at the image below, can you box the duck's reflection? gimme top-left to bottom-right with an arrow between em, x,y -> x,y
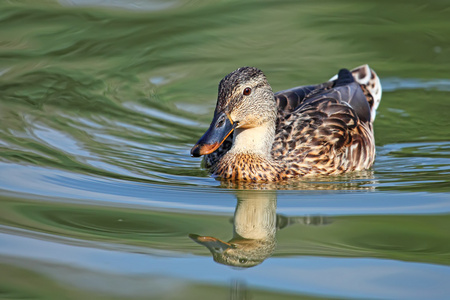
190,190 -> 331,267
190,190 -> 277,267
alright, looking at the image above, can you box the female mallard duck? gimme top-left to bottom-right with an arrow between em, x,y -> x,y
191,65 -> 382,182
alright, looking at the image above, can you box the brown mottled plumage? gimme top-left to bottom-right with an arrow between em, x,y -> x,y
191,65 -> 382,182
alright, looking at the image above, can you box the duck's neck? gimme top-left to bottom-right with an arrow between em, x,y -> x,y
233,191 -> 277,240
229,121 -> 275,158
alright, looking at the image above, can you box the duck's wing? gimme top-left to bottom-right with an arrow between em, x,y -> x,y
298,69 -> 372,123
273,96 -> 375,175
274,82 -> 334,114
272,69 -> 376,174
276,65 -> 382,122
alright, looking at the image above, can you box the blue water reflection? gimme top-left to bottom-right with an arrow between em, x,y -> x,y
1,231 -> 449,300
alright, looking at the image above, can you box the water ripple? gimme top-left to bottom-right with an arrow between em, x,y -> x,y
58,0 -> 178,11
382,77 -> 450,92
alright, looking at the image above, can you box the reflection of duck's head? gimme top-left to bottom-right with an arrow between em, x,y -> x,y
190,190 -> 277,268
189,234 -> 276,268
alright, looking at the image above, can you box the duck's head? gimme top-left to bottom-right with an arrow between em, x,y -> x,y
191,67 -> 276,157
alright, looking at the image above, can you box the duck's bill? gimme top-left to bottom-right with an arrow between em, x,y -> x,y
189,234 -> 233,253
191,111 -> 236,157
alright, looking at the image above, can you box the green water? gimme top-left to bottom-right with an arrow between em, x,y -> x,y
1,1 -> 450,299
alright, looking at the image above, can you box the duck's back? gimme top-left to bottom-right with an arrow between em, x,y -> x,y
271,65 -> 382,176
275,65 -> 381,123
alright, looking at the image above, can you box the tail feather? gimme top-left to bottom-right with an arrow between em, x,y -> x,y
330,64 -> 382,121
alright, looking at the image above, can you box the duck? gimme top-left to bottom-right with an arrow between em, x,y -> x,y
191,65 -> 382,182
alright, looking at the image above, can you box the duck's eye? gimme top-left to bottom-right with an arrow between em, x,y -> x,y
239,258 -> 248,264
243,87 -> 252,96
